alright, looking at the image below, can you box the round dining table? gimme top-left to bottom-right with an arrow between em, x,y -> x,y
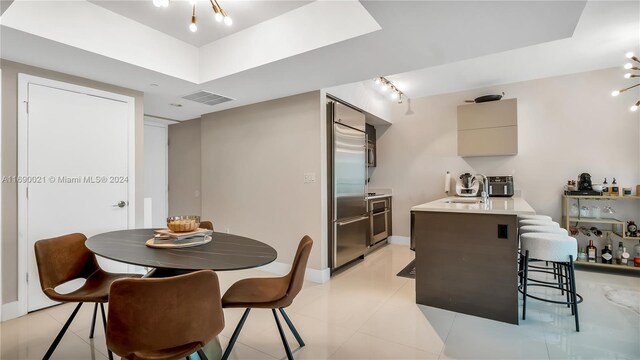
86,228 -> 278,360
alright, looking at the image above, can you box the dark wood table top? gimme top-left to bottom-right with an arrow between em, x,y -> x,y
86,229 -> 277,271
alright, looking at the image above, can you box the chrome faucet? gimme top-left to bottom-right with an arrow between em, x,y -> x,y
475,174 -> 489,204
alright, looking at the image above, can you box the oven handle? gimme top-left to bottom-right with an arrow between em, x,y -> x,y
372,209 -> 390,216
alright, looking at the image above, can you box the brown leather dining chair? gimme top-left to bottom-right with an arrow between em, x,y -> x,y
221,235 -> 313,360
106,270 -> 225,360
200,220 -> 214,231
34,233 -> 142,360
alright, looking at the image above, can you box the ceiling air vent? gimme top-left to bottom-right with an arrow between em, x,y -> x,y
181,91 -> 234,106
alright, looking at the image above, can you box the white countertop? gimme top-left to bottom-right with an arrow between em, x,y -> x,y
411,196 -> 535,216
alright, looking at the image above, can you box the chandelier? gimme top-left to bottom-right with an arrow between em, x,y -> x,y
152,0 -> 232,32
611,52 -> 640,112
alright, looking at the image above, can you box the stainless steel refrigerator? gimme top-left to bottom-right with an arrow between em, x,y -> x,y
328,99 -> 368,271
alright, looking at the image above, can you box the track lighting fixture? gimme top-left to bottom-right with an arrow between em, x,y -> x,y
152,0 -> 232,32
373,77 -> 406,104
612,51 -> 640,112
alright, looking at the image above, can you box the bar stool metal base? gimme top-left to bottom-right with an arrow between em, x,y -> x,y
519,251 -> 581,332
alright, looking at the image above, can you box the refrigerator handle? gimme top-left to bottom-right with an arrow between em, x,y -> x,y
363,137 -> 368,210
337,216 -> 369,226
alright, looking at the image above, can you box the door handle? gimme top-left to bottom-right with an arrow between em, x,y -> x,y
337,216 -> 369,226
113,201 -> 126,208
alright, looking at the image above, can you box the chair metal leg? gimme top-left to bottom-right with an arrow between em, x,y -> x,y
272,309 -> 294,360
43,302 -> 83,360
278,308 -> 305,347
522,251 -> 529,320
569,256 -> 580,332
197,349 -> 208,360
221,308 -> 251,360
100,303 -> 114,360
89,303 -> 98,339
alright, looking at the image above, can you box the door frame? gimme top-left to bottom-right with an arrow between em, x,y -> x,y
16,74 -> 136,317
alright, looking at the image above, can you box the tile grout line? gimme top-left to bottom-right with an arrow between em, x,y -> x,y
437,313 -> 457,360
344,279 -> 443,358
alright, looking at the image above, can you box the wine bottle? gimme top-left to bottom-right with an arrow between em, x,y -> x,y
587,240 -> 597,263
616,241 -> 624,264
601,245 -> 613,264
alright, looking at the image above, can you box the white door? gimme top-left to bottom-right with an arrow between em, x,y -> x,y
143,123 -> 168,228
23,81 -> 133,312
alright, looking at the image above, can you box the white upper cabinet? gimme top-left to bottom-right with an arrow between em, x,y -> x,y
457,98 -> 518,157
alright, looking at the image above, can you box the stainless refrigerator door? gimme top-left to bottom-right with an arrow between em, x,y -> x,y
334,122 -> 367,220
334,101 -> 366,132
334,215 -> 369,268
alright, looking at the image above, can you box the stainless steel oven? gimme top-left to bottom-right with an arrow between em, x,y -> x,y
369,197 -> 389,245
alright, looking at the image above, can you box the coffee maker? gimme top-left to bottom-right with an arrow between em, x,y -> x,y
578,173 -> 593,190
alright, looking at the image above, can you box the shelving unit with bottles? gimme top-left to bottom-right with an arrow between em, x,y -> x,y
561,194 -> 640,273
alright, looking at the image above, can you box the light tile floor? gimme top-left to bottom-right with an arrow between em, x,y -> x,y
1,244 -> 639,360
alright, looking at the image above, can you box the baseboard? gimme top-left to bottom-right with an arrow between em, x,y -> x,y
257,261 -> 330,284
2,301 -> 22,321
387,235 -> 410,246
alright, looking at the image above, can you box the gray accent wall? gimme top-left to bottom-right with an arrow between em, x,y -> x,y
0,60 -> 144,304
199,91 -> 324,270
168,118 -> 202,217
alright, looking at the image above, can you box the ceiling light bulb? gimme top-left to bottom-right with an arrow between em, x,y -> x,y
161,0 -> 169,7
626,52 -> 634,59
611,90 -> 620,96
391,92 -> 399,100
624,73 -> 632,79
224,16 -> 232,26
624,63 -> 633,69
631,104 -> 639,112
189,22 -> 197,32
189,0 -> 197,4
153,0 -> 163,7
381,84 -> 388,92
374,78 -> 381,85
214,12 -> 223,22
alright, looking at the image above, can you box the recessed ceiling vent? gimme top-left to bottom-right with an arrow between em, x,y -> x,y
181,91 -> 234,106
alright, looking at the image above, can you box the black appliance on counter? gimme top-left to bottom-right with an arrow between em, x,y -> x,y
578,173 -> 593,190
487,176 -> 514,197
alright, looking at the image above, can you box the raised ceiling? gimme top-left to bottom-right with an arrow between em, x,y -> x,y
1,0 -> 601,121
88,0 -> 312,47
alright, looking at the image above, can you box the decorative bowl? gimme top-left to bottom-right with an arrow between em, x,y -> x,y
167,216 -> 200,232
592,184 -> 603,192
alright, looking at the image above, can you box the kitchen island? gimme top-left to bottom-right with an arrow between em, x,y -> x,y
411,196 -> 535,324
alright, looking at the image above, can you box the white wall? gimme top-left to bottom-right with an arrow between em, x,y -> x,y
370,67 -> 640,241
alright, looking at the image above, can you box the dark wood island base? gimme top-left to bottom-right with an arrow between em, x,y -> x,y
412,210 -> 520,324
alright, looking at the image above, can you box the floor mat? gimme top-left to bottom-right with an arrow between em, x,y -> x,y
396,259 -> 416,279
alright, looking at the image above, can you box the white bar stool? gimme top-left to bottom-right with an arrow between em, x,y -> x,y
517,226 -> 569,293
519,214 -> 553,221
519,219 -> 560,227
519,226 -> 568,236
519,233 -> 582,331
